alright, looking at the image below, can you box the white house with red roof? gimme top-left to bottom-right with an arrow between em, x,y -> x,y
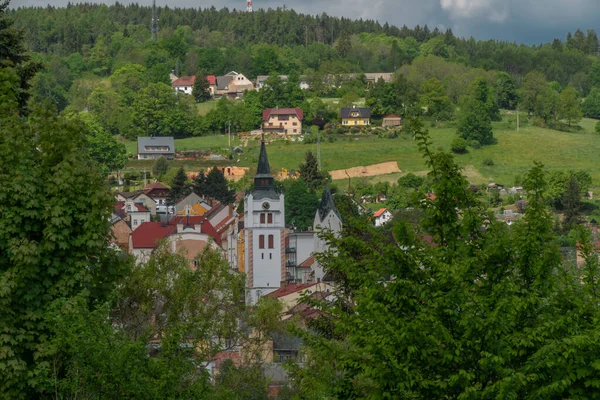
171,75 -> 218,96
142,182 -> 170,206
262,108 -> 303,136
373,208 -> 393,227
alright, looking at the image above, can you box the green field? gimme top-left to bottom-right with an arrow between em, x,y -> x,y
125,114 -> 600,187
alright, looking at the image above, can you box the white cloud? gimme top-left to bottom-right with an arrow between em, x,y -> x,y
439,0 -> 509,22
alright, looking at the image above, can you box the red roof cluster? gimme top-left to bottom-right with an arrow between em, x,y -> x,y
298,256 -> 315,268
262,108 -> 304,121
131,216 -> 222,249
171,76 -> 195,87
206,75 -> 217,85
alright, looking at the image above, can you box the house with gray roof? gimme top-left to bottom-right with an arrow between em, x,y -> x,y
137,137 -> 175,160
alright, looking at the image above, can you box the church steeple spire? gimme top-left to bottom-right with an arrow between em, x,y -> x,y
254,135 -> 274,191
318,183 -> 341,221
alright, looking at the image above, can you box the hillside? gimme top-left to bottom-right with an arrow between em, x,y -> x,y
124,114 -> 600,187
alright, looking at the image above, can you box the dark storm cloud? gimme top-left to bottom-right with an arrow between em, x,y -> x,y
9,0 -> 600,44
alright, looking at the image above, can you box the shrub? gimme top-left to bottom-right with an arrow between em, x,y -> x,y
482,158 -> 494,166
451,137 -> 468,154
596,121 -> 600,134
350,127 -> 360,134
469,140 -> 481,149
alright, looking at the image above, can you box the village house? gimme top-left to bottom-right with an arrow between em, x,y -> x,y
214,71 -> 254,98
137,136 -> 175,160
142,182 -> 170,206
116,191 -> 157,215
341,106 -> 371,126
171,76 -> 195,95
382,114 -> 402,127
114,200 -> 151,231
262,108 -> 304,136
373,208 -> 393,227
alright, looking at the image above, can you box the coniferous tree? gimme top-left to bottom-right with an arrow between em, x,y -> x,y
167,167 -> 190,205
562,174 -> 582,231
192,170 -> 207,198
205,166 -> 236,205
192,72 -> 211,103
299,151 -> 327,191
457,78 -> 494,145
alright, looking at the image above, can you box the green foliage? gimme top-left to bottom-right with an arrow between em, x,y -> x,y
482,157 -> 494,166
284,179 -> 319,231
596,121 -> 600,133
213,359 -> 270,400
293,116 -> 600,398
0,96 -> 125,397
559,87 -> 582,126
299,151 -> 327,191
397,172 -> 425,189
450,136 -> 468,153
167,167 -> 191,205
204,166 -> 236,205
193,72 -> 212,103
419,77 -> 454,120
562,174 -> 582,231
582,89 -> 600,119
494,71 -> 519,109
457,79 -> 494,145
152,156 -> 169,178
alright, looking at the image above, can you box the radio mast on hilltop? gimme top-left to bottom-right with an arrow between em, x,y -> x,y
246,0 -> 253,12
151,0 -> 159,41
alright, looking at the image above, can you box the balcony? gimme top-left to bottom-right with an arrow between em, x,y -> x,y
285,246 -> 296,253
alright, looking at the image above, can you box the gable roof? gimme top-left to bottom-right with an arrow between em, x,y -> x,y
137,137 -> 175,155
131,222 -> 177,248
206,75 -> 217,85
298,255 -> 315,268
169,216 -> 222,246
171,76 -> 195,87
267,283 -> 318,299
216,75 -> 235,90
262,108 -> 304,121
374,208 -> 389,218
317,184 -> 342,222
341,107 -> 371,119
383,114 -> 401,119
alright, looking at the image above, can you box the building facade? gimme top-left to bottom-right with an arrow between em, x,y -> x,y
262,108 -> 304,136
341,106 -> 371,126
244,138 -> 286,305
137,137 -> 175,160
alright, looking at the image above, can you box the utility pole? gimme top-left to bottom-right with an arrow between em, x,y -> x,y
228,120 -> 231,149
143,167 -> 147,187
317,129 -> 321,171
151,0 -> 159,42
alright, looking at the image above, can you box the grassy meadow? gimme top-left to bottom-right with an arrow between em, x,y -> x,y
124,113 -> 600,187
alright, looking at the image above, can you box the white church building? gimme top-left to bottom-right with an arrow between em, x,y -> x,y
243,139 -> 343,305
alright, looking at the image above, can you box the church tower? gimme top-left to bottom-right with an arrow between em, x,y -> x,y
244,138 -> 286,305
313,184 -> 343,281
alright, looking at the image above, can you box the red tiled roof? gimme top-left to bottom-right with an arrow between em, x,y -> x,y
171,76 -> 195,87
298,255 -> 315,267
214,216 -> 235,233
134,204 -> 148,212
114,201 -> 148,213
169,216 -> 222,246
207,75 -> 216,85
131,222 -> 177,248
373,208 -> 388,218
262,108 -> 304,121
383,114 -> 401,119
267,283 -> 317,299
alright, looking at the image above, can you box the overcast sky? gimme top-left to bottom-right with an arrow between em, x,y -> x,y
9,0 -> 600,44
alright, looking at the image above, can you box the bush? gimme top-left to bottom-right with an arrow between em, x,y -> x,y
482,158 -> 494,166
350,127 -> 360,134
469,140 -> 481,149
596,121 -> 600,134
451,137 -> 468,154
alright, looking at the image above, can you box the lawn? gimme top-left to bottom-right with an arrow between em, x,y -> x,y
124,114 -> 600,187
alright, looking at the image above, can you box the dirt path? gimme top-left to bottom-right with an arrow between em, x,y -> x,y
329,162 -> 401,180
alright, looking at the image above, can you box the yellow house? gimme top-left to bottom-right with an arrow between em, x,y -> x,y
341,106 -> 371,126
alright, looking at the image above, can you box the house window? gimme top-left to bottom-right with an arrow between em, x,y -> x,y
267,214 -> 273,224
260,213 -> 266,224
259,235 -> 265,249
262,253 -> 264,259
365,120 -> 369,124
133,219 -> 138,225
292,122 -> 297,126
270,253 -> 272,259
293,129 -> 297,133
354,121 -> 358,125
343,120 -> 348,125
268,234 -> 274,249
193,260 -> 199,268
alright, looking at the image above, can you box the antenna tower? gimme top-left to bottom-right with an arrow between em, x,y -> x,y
246,0 -> 253,12
151,0 -> 159,41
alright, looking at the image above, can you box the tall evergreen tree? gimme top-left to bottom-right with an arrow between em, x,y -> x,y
562,174 -> 582,231
167,167 -> 191,205
192,170 -> 207,198
457,78 -> 494,145
299,151 -> 327,191
205,166 -> 236,205
192,72 -> 211,103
